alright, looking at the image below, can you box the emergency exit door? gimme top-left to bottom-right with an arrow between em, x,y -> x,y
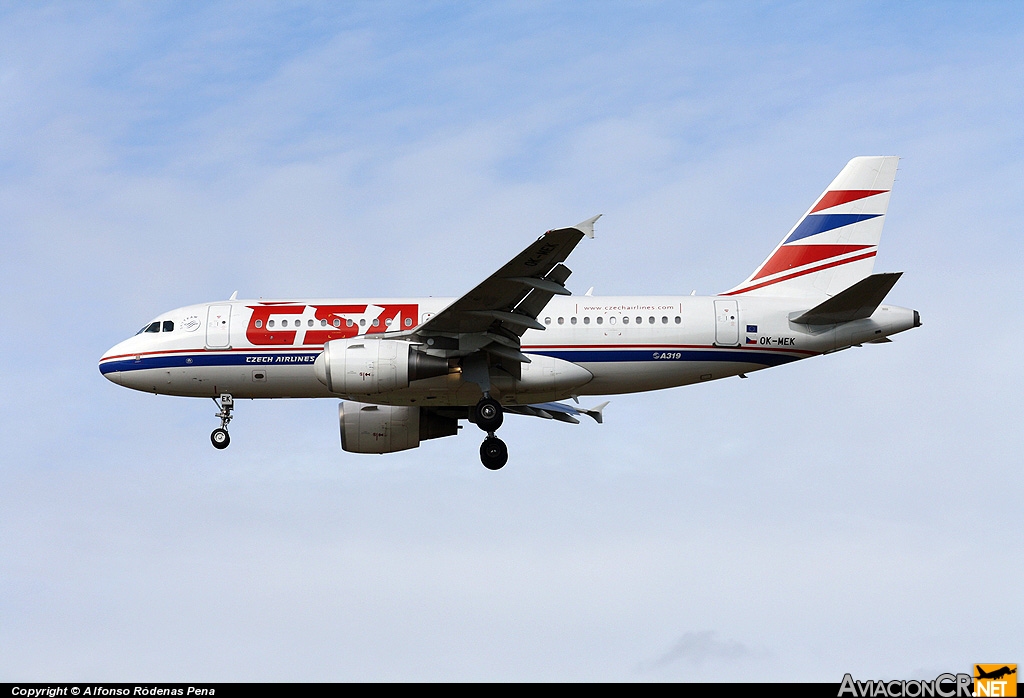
714,299 -> 739,346
205,304 -> 232,349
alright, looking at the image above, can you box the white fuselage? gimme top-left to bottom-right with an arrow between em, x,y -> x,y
99,294 -> 918,406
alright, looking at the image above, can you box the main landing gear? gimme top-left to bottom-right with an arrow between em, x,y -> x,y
473,395 -> 507,470
211,393 -> 234,449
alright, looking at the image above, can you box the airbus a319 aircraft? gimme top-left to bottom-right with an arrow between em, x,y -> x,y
100,156 -> 920,469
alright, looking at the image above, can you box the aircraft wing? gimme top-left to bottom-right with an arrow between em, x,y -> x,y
504,400 -> 609,424
417,215 -> 600,335
392,215 -> 600,378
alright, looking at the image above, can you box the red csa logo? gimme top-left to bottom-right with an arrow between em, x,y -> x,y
246,303 -> 419,346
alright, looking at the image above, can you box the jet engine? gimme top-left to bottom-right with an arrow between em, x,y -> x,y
339,402 -> 459,454
313,338 -> 449,394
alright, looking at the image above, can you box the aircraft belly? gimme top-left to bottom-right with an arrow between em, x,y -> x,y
576,361 -> 699,394
115,364 -> 334,399
575,356 -> 787,395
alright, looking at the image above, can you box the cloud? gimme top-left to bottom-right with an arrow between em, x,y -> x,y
639,631 -> 759,673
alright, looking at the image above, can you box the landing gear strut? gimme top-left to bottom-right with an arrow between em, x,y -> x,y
474,395 -> 507,470
211,393 -> 234,449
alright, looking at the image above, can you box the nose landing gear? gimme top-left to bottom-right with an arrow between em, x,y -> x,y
473,395 -> 507,470
211,393 -> 234,449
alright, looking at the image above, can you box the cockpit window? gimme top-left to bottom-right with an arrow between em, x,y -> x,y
162,320 -> 174,332
144,322 -> 161,333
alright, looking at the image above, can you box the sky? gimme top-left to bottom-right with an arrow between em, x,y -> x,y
1,1 -> 1022,682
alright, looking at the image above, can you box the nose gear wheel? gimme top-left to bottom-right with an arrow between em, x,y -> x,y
211,428 -> 230,449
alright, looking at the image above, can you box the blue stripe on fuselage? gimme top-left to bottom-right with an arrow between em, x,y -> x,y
529,349 -> 801,366
99,347 -> 804,376
99,352 -> 321,374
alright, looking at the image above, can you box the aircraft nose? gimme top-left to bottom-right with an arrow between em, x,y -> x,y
99,347 -> 123,385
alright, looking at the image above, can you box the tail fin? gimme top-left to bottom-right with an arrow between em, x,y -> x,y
724,156 -> 899,298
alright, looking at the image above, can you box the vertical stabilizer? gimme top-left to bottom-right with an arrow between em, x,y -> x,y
724,156 -> 899,299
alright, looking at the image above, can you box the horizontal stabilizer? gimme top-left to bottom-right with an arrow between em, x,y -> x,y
791,272 -> 902,325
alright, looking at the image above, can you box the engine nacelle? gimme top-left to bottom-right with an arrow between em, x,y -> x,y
339,402 -> 459,454
314,338 -> 449,394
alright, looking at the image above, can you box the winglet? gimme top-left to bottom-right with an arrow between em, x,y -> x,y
581,401 -> 610,424
574,214 -> 602,239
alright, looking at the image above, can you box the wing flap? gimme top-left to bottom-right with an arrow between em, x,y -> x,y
504,400 -> 609,425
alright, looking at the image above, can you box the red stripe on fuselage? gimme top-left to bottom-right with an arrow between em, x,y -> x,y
523,343 -> 818,356
98,347 -> 324,363
99,343 -> 819,364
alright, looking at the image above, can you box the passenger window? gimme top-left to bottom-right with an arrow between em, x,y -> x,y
162,321 -> 174,332
372,319 -> 379,327
571,317 -> 577,325
661,316 -> 668,324
609,316 -> 616,325
360,319 -> 366,326
346,319 -> 353,327
557,317 -> 564,325
255,319 -> 263,329
321,319 -> 328,327
596,317 -> 604,325
636,316 -> 642,324
675,316 -> 682,324
333,318 -> 341,327
622,316 -> 628,324
583,317 -> 590,325
282,319 -> 289,327
544,317 -> 551,325
649,316 -> 655,324
405,318 -> 413,327
308,319 -> 314,327
145,322 -> 160,333
268,320 -> 275,328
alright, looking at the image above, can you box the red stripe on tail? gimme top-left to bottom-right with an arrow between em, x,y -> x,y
810,189 -> 887,213
752,244 -> 873,281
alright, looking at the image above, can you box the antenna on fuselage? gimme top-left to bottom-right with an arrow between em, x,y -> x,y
229,291 -> 238,301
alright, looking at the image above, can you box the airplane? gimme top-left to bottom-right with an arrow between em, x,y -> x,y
99,156 -> 920,470
975,666 -> 1017,681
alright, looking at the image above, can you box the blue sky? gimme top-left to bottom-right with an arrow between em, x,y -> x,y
1,1 -> 1022,681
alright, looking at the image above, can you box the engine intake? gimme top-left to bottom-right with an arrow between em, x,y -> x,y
339,402 -> 459,454
314,338 -> 449,394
